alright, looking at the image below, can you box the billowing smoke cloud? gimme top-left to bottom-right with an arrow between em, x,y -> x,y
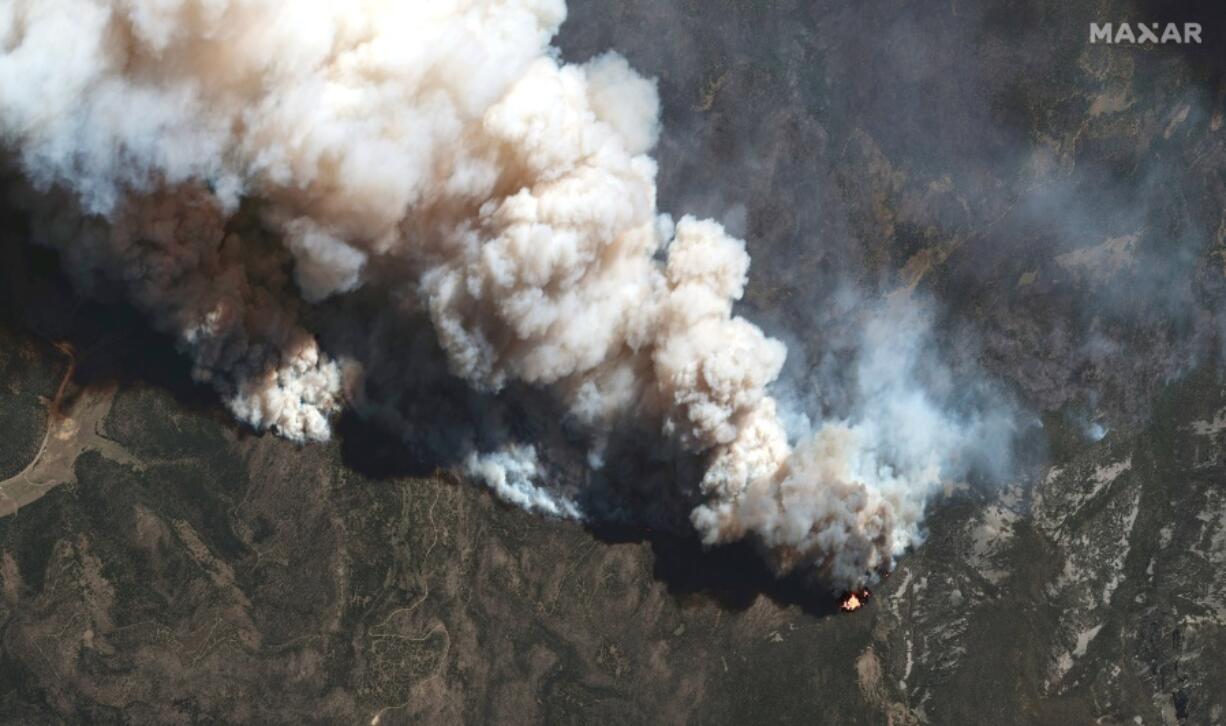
0,0 -> 1013,588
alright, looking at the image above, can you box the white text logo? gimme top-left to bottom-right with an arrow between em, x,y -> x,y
1089,23 -> 1202,44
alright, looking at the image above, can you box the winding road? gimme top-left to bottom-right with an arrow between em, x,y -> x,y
0,342 -> 139,517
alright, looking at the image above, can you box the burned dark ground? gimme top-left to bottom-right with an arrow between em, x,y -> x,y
3,0 -> 1226,723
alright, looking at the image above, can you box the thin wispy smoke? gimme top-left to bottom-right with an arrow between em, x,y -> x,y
0,0 -> 1014,588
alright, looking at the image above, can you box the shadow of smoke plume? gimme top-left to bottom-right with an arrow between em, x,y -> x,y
0,199 -> 882,622
6,157 -> 858,612
326,284 -> 1025,615
0,231 -> 242,434
313,242 -> 1030,603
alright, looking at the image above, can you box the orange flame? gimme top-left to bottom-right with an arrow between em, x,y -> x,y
839,588 -> 872,612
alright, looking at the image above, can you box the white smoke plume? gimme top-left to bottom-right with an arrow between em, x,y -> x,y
464,445 -> 581,519
0,0 -> 1011,588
